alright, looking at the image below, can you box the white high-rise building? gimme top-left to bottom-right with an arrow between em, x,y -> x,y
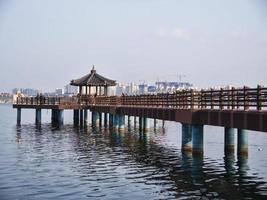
64,84 -> 78,95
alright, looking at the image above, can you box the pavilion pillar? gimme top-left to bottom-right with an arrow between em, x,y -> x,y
89,86 -> 91,95
79,86 -> 82,95
104,86 -> 108,96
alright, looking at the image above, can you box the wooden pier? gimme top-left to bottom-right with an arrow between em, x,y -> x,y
13,67 -> 267,156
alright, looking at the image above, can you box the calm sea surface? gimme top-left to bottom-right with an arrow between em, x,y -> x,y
1,104 -> 267,200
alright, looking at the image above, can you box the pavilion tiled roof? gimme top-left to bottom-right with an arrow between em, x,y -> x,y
70,66 -> 116,86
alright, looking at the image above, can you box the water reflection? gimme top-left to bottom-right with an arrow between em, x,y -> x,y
9,124 -> 267,199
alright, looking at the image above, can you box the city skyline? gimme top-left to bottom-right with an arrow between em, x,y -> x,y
1,0 -> 267,92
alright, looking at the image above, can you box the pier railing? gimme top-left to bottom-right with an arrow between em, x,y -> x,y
15,86 -> 267,111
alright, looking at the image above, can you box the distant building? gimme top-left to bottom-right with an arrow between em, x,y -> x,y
155,81 -> 193,93
64,84 -> 78,95
12,88 -> 40,96
0,93 -> 13,104
148,86 -> 156,93
55,88 -> 63,96
138,84 -> 148,94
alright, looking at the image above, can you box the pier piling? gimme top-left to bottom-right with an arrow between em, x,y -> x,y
182,123 -> 192,152
35,109 -> 41,124
192,124 -> 204,155
17,108 -> 21,125
73,110 -> 79,126
238,129 -> 248,156
225,127 -> 235,154
143,118 -> 149,132
104,113 -> 108,128
84,109 -> 88,125
118,115 -> 125,130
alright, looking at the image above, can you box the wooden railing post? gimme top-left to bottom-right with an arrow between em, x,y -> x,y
244,86 -> 249,110
219,88 -> 223,110
257,85 -> 262,111
231,87 -> 235,110
210,89 -> 214,109
190,89 -> 194,109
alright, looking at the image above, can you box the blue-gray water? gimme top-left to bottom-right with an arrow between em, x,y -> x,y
1,104 -> 267,199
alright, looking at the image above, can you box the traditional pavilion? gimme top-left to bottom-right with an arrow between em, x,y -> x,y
70,66 -> 116,96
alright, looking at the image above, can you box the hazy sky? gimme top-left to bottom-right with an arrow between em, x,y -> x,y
0,0 -> 267,92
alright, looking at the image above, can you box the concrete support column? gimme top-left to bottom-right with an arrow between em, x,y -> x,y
224,127 -> 235,154
237,129 -> 248,156
162,120 -> 165,128
182,123 -> 192,152
73,110 -> 79,126
79,109 -> 83,126
35,109 -> 41,124
99,112 -> 102,127
51,109 -> 56,123
84,109 -> 88,125
139,117 -> 143,131
143,118 -> 150,132
104,113 -> 108,128
17,108 -> 21,125
192,124 -> 204,155
92,112 -> 100,127
134,116 -> 137,128
113,115 -> 119,129
109,114 -> 113,127
153,119 -> 157,129
128,116 -> 132,127
118,115 -> 125,130
56,110 -> 64,125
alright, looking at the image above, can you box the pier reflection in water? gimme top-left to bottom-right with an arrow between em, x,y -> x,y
1,114 -> 267,199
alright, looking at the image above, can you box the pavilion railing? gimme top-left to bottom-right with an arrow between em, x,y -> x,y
15,86 -> 267,111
